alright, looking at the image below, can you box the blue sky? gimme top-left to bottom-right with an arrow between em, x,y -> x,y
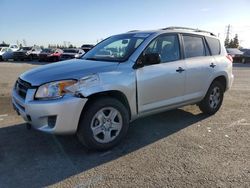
1,0 -> 250,47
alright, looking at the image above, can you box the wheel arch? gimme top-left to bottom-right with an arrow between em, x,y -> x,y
211,75 -> 227,92
81,90 -> 132,120
202,74 -> 228,100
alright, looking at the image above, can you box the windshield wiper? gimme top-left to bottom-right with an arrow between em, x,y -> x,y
85,57 -> 122,63
85,57 -> 102,61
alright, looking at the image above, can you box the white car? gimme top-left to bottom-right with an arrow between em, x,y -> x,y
0,47 -> 13,61
9,44 -> 19,52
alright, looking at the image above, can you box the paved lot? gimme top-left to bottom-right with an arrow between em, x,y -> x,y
0,61 -> 249,188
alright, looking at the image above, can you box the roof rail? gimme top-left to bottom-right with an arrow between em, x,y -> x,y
162,26 -> 216,36
127,30 -> 140,33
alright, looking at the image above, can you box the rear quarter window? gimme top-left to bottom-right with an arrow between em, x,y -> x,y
205,37 -> 221,55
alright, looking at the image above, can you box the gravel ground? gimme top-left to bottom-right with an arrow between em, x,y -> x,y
0,61 -> 249,188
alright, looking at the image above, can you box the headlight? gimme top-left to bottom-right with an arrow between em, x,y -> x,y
35,75 -> 100,100
66,74 -> 100,93
35,80 -> 77,99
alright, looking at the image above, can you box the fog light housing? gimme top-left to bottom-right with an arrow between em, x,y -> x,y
48,116 -> 57,128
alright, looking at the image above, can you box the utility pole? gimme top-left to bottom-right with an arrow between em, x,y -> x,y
23,39 -> 27,47
225,24 -> 231,41
224,24 -> 232,47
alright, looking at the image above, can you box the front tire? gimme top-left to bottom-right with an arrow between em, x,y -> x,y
77,97 -> 129,151
199,81 -> 224,115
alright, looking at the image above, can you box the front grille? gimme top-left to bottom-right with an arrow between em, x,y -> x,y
15,78 -> 32,99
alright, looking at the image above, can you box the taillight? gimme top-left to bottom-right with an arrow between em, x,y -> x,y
226,55 -> 233,63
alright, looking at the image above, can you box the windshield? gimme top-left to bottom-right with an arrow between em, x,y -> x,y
82,33 -> 150,62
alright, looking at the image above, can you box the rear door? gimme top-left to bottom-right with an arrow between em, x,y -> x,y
182,34 -> 215,101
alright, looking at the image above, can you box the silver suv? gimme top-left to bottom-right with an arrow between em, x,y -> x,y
12,27 -> 234,150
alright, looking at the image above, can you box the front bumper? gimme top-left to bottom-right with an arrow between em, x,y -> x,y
12,88 -> 87,134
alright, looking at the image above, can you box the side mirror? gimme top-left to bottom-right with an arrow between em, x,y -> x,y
133,53 -> 161,69
143,53 -> 161,65
122,39 -> 128,44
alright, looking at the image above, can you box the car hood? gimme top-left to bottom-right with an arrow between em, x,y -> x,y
20,59 -> 119,86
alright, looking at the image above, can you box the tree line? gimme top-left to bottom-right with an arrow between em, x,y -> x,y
224,34 -> 239,48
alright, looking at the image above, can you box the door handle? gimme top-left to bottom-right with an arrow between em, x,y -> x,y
210,63 -> 216,68
176,67 -> 185,73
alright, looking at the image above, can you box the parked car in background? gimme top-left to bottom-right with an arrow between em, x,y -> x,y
13,46 -> 42,61
9,44 -> 19,51
242,49 -> 250,64
0,47 -> 14,61
0,47 -> 8,61
60,48 -> 84,61
226,48 -> 244,63
0,43 -> 9,47
239,48 -> 248,53
39,48 -> 63,62
81,44 -> 94,53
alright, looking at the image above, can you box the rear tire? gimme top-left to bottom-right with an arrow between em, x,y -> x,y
199,81 -> 224,115
77,97 -> 129,151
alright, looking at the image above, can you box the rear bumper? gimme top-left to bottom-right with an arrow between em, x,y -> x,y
12,88 -> 87,134
227,74 -> 234,91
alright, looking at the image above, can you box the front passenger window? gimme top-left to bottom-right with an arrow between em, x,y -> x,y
144,35 -> 180,63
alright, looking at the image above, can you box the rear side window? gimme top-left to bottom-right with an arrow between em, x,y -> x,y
206,37 -> 221,55
183,35 -> 205,58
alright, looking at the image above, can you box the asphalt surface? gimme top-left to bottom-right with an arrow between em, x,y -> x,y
0,61 -> 249,188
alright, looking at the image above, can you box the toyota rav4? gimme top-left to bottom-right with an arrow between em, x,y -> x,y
12,27 -> 234,150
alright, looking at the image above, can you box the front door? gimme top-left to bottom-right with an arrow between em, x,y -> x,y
136,34 -> 186,113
